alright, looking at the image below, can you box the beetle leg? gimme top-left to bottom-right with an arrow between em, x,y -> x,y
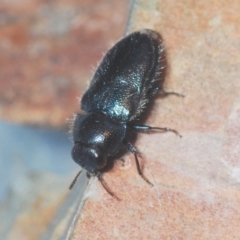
97,173 -> 120,200
129,125 -> 182,138
124,142 -> 153,186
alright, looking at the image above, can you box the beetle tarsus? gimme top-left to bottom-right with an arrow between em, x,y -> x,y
159,89 -> 185,98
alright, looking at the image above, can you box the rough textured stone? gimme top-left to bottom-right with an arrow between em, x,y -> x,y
0,0 -> 128,128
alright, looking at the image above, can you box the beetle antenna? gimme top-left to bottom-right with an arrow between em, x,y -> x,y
97,173 -> 120,201
69,170 -> 82,189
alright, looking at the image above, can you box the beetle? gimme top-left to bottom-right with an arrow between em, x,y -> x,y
70,29 -> 182,198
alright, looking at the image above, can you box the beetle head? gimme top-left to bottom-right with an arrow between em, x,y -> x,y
71,142 -> 107,175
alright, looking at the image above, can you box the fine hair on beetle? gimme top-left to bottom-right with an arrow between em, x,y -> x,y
69,29 -> 183,199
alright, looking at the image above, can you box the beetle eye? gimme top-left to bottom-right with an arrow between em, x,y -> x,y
95,155 -> 107,169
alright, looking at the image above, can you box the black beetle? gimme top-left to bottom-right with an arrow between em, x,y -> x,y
70,29 -> 181,197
